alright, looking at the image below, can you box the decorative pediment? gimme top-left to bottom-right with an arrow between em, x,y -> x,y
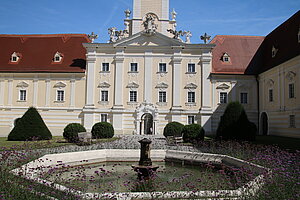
113,32 -> 185,47
216,83 -> 230,90
126,82 -> 139,89
16,81 -> 29,88
155,82 -> 168,89
267,79 -> 275,87
286,71 -> 296,81
98,82 -> 111,88
184,83 -> 198,90
53,81 -> 66,88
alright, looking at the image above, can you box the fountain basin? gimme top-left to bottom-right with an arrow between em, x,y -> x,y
11,149 -> 270,200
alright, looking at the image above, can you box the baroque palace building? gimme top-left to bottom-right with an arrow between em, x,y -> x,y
0,0 -> 299,138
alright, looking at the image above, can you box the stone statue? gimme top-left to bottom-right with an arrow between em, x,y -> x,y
183,31 -> 192,43
124,9 -> 131,19
167,29 -> 184,41
108,27 -> 117,43
88,32 -> 98,43
171,8 -> 177,21
200,33 -> 211,44
142,13 -> 157,34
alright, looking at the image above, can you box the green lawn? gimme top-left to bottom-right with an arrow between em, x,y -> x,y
0,136 -> 119,151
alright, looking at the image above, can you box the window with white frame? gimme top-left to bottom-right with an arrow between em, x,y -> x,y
159,63 -> 167,73
269,89 -> 273,102
289,83 -> 295,98
188,116 -> 195,124
220,92 -> 227,104
101,114 -> 108,122
240,92 -> 248,104
101,90 -> 108,102
53,52 -> 63,62
130,63 -> 138,72
19,90 -> 27,101
222,53 -> 230,62
11,52 -> 20,62
187,63 -> 195,73
289,115 -> 296,128
56,90 -> 64,102
102,63 -> 110,72
130,91 -> 137,102
188,91 -> 195,103
159,91 -> 166,102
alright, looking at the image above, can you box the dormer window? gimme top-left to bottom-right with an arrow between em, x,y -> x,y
272,46 -> 278,58
11,52 -> 21,63
222,53 -> 230,62
53,52 -> 63,62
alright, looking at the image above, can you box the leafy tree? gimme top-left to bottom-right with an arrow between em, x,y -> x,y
63,123 -> 86,143
182,124 -> 205,143
8,107 -> 52,141
92,122 -> 114,139
163,122 -> 184,137
216,102 -> 256,141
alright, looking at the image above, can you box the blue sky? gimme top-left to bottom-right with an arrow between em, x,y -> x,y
0,0 -> 299,43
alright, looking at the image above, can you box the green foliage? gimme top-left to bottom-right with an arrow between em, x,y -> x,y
216,102 -> 256,141
163,122 -> 184,137
182,124 -> 205,143
91,122 -> 114,139
63,123 -> 86,143
7,107 -> 52,141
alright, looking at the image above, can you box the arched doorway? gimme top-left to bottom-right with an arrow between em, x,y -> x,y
260,112 -> 268,135
141,113 -> 154,135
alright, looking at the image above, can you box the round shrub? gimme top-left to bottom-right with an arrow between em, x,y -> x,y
8,107 -> 52,141
63,123 -> 86,143
182,124 -> 205,143
216,101 -> 256,141
92,122 -> 114,139
163,122 -> 184,137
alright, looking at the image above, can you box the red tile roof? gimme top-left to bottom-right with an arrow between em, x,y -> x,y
210,35 -> 265,74
0,34 -> 90,73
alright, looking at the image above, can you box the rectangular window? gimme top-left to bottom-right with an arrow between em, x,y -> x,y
57,90 -> 64,102
188,116 -> 195,125
130,91 -> 137,102
289,115 -> 296,128
159,63 -> 167,73
102,63 -> 109,72
19,90 -> 26,101
101,114 -> 108,122
240,92 -> 248,104
187,63 -> 195,73
269,89 -> 273,102
101,91 -> 108,102
289,83 -> 295,98
220,92 -> 227,104
12,56 -> 17,62
188,91 -> 195,103
130,63 -> 138,72
159,91 -> 166,102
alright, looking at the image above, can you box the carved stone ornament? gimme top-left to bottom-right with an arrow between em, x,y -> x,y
98,82 -> 111,88
142,13 -> 158,35
16,81 -> 29,89
286,71 -> 296,81
53,81 -> 67,89
267,79 -> 275,87
216,83 -> 230,90
126,82 -> 139,89
184,83 -> 198,90
155,82 -> 169,89
135,100 -> 158,121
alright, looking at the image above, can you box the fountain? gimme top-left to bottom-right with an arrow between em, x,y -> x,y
132,138 -> 159,180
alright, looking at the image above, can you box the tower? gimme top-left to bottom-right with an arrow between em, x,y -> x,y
129,0 -> 175,36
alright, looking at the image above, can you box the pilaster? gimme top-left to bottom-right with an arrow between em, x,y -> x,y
45,79 -> 50,107
230,81 -> 237,102
0,79 -> 4,106
70,78 -> 75,108
113,51 -> 125,109
33,78 -> 38,107
8,79 -> 13,106
144,51 -> 153,102
171,50 -> 182,110
85,57 -> 96,108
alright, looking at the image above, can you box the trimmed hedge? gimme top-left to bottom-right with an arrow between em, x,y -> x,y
92,122 -> 114,139
163,122 -> 184,137
182,124 -> 205,143
216,101 -> 256,141
63,123 -> 86,143
8,107 -> 52,141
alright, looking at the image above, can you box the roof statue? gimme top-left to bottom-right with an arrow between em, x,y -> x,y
108,27 -> 129,43
200,33 -> 211,44
171,8 -> 177,21
142,13 -> 158,35
183,31 -> 192,43
88,32 -> 98,43
125,9 -> 131,19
